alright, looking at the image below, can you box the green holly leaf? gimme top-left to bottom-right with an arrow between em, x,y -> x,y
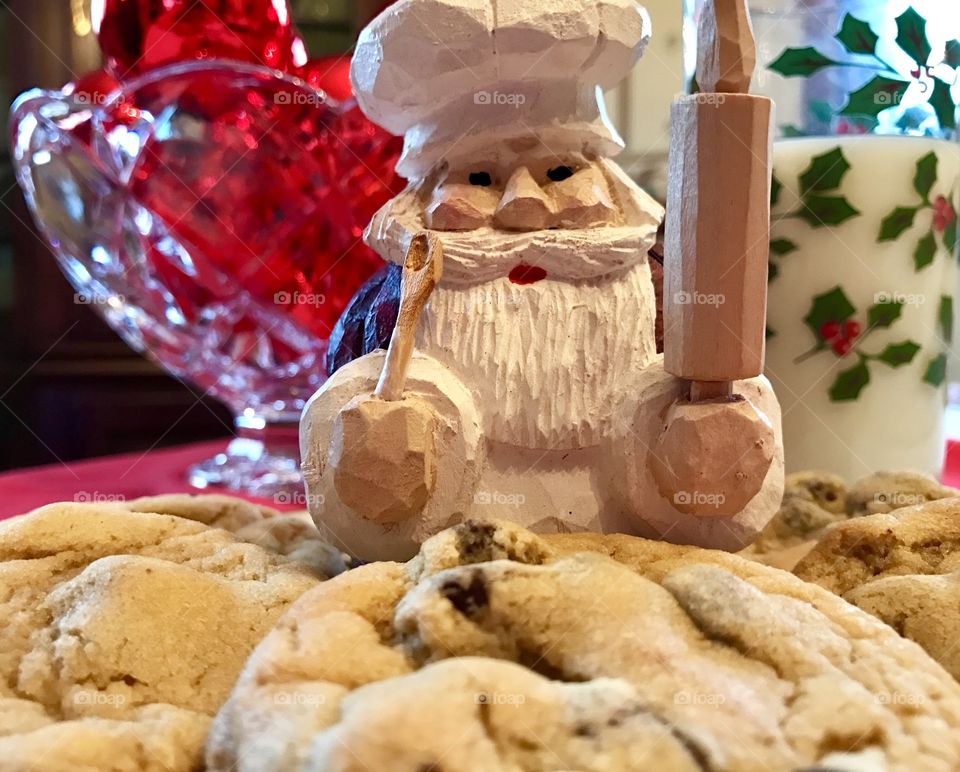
768,261 -> 780,281
946,40 -> 960,68
805,286 -> 856,339
914,232 -> 937,270
770,238 -> 798,256
799,147 -> 851,195
836,13 -> 879,55
830,360 -> 871,402
878,206 -> 918,241
924,354 -> 948,387
771,175 -> 783,207
781,125 -> 809,138
769,47 -> 839,77
940,295 -> 954,342
810,100 -> 836,124
840,76 -> 910,119
867,299 -> 904,329
930,78 -> 958,131
766,325 -> 776,339
877,341 -> 921,367
946,218 -> 958,255
913,152 -> 938,200
895,8 -> 932,64
797,196 -> 860,227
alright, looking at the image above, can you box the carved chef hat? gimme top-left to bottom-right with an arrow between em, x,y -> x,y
351,0 -> 651,179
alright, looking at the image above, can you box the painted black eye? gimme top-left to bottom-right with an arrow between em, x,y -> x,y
469,171 -> 493,186
547,165 -> 575,182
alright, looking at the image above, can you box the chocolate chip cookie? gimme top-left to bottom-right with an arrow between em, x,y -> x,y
795,497 -> 960,680
209,519 -> 960,771
0,500 -> 328,771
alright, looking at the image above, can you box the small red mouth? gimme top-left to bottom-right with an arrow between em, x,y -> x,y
508,264 -> 548,285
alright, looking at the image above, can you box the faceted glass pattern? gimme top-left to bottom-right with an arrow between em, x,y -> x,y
10,61 -> 403,494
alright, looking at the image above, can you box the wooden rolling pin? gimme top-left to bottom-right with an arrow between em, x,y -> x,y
663,0 -> 773,402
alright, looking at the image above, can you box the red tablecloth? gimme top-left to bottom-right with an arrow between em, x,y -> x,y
945,439 -> 960,489
0,440 -> 301,520
1,438 -> 959,523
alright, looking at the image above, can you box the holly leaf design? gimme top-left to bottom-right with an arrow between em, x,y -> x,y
805,286 -> 856,340
770,238 -> 798,256
769,261 -> 780,281
867,299 -> 903,329
940,295 -> 954,342
930,78 -> 958,131
769,47 -> 839,77
810,100 -> 836,124
836,13 -> 879,55
924,354 -> 948,387
771,175 -> 783,207
830,360 -> 871,402
914,232 -> 937,270
913,152 -> 938,200
946,40 -> 960,68
878,206 -> 918,241
877,341 -> 921,367
946,218 -> 958,255
798,196 -> 860,228
799,147 -> 851,195
840,76 -> 909,119
766,325 -> 776,339
895,8 -> 932,65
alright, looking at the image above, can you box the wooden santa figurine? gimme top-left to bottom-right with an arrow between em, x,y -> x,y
300,0 -> 784,561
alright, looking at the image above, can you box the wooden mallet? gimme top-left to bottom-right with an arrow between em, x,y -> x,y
331,233 -> 444,524
663,0 -> 772,402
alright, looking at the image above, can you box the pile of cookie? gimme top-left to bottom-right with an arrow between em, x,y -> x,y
3,481 -> 960,771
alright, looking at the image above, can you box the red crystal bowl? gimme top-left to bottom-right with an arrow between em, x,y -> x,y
93,0 -> 306,77
11,61 -> 402,421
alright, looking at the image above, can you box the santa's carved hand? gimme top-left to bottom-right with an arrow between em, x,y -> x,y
649,396 -> 775,517
329,394 -> 439,525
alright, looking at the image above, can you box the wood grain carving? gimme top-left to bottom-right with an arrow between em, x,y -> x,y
375,233 -> 444,401
299,0 -> 786,561
664,0 -> 772,387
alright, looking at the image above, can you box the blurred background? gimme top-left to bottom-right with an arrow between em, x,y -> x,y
0,0 -> 402,470
0,0 -> 685,473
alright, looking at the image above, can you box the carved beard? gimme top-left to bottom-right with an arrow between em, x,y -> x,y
416,260 -> 658,450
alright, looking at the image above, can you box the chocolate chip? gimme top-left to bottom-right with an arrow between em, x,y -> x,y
454,521 -> 499,564
440,571 -> 489,617
574,723 -> 595,737
517,648 -> 586,683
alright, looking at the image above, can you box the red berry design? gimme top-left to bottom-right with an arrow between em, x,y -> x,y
821,317 -> 861,357
820,321 -> 842,341
832,338 -> 854,357
933,196 -> 956,234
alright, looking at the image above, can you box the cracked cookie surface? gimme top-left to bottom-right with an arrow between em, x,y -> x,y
0,500 -> 328,771
739,471 -> 958,572
126,493 -> 349,578
795,497 -> 960,680
209,519 -> 960,772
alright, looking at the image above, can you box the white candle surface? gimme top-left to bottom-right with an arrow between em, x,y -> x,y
767,135 -> 959,480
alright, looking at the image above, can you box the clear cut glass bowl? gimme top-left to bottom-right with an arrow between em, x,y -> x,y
10,60 -> 395,497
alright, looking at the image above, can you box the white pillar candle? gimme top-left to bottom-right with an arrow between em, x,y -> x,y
767,135 -> 959,479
